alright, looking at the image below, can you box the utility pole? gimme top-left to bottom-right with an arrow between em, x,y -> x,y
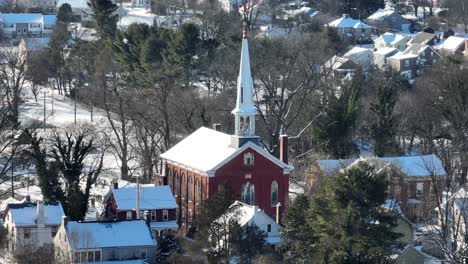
74,89 -> 77,125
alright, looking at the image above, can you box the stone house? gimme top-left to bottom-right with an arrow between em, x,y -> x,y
53,218 -> 157,263
367,9 -> 412,32
2,201 -> 65,254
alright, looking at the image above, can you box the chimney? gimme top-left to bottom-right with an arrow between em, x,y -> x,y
213,123 -> 221,131
37,201 -> 45,226
343,14 -> 350,18
113,181 -> 118,189
144,210 -> 151,226
279,135 -> 289,164
276,202 -> 281,224
136,176 -> 141,220
25,195 -> 31,202
61,215 -> 68,227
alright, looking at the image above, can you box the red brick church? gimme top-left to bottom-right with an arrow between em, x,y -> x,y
160,27 -> 293,230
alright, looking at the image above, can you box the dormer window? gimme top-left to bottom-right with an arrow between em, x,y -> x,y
244,152 -> 254,166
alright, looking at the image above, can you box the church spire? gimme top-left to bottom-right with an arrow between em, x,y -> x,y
232,23 -> 257,139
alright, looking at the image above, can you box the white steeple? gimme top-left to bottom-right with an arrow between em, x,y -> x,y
232,23 -> 257,138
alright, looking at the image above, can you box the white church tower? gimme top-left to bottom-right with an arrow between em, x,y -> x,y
231,23 -> 259,148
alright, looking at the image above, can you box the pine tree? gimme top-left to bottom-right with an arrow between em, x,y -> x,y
156,234 -> 183,263
88,0 -> 118,40
282,162 -> 402,263
313,72 -> 363,159
57,3 -> 73,24
370,74 -> 401,157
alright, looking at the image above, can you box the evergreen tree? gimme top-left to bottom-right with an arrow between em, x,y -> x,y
88,0 -> 118,40
231,224 -> 267,264
57,3 -> 73,24
313,72 -> 363,159
370,74 -> 401,157
280,194 -> 316,264
282,162 -> 402,263
156,234 -> 183,263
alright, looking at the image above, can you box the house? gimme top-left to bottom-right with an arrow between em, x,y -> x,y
22,0 -> 57,11
160,27 -> 293,232
308,155 -> 446,222
382,200 -> 414,246
342,47 -> 374,71
408,32 -> 439,46
403,44 -> 441,67
323,55 -> 360,79
104,184 -> 179,238
56,0 -> 92,21
387,52 -> 419,78
54,218 -> 157,263
374,32 -> 410,51
374,47 -> 399,69
2,201 -> 65,253
216,201 -> 282,246
0,13 -> 57,39
132,0 -> 150,8
327,14 -> 373,42
436,36 -> 467,56
367,9 -> 412,32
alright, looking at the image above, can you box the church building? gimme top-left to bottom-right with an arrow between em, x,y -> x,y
160,26 -> 293,230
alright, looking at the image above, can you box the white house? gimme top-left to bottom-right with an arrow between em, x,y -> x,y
436,36 -> 467,56
219,201 -> 282,246
22,0 -> 57,10
2,201 -> 65,253
327,14 -> 373,42
0,13 -> 57,39
343,46 -> 374,71
374,32 -> 410,50
53,218 -> 157,263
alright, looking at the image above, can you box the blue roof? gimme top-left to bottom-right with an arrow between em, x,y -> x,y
112,186 -> 177,211
318,154 -> 446,177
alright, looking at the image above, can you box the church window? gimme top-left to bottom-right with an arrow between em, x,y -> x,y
241,182 -> 255,205
245,116 -> 250,133
174,172 -> 179,197
181,175 -> 186,199
195,180 -> 201,205
244,152 -> 254,166
271,181 -> 279,206
188,177 -> 193,201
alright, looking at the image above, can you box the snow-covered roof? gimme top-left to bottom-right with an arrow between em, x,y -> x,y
328,16 -> 372,29
317,154 -> 446,177
383,199 -> 402,213
112,186 -> 177,211
374,47 -> 398,55
43,15 -> 57,25
367,8 -> 397,21
410,32 -> 437,45
119,16 -> 155,28
150,220 -> 178,230
403,44 -> 439,57
160,127 -> 292,176
0,197 -> 24,213
66,220 -> 156,249
7,202 -> 65,226
389,51 -> 418,60
0,13 -> 43,24
57,0 -> 90,9
438,36 -> 466,51
378,32 -> 407,45
222,201 -> 281,245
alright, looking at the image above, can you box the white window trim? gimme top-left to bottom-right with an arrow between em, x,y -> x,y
163,210 -> 169,221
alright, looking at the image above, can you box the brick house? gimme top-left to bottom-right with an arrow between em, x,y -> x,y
307,155 -> 446,222
160,27 -> 293,233
104,185 -> 178,238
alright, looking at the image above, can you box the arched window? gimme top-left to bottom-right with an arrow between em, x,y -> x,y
244,152 -> 254,166
195,179 -> 201,205
181,174 -> 186,199
271,181 -> 278,206
245,116 -> 250,133
168,169 -> 173,189
241,182 -> 255,205
174,172 -> 179,197
188,177 -> 193,201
